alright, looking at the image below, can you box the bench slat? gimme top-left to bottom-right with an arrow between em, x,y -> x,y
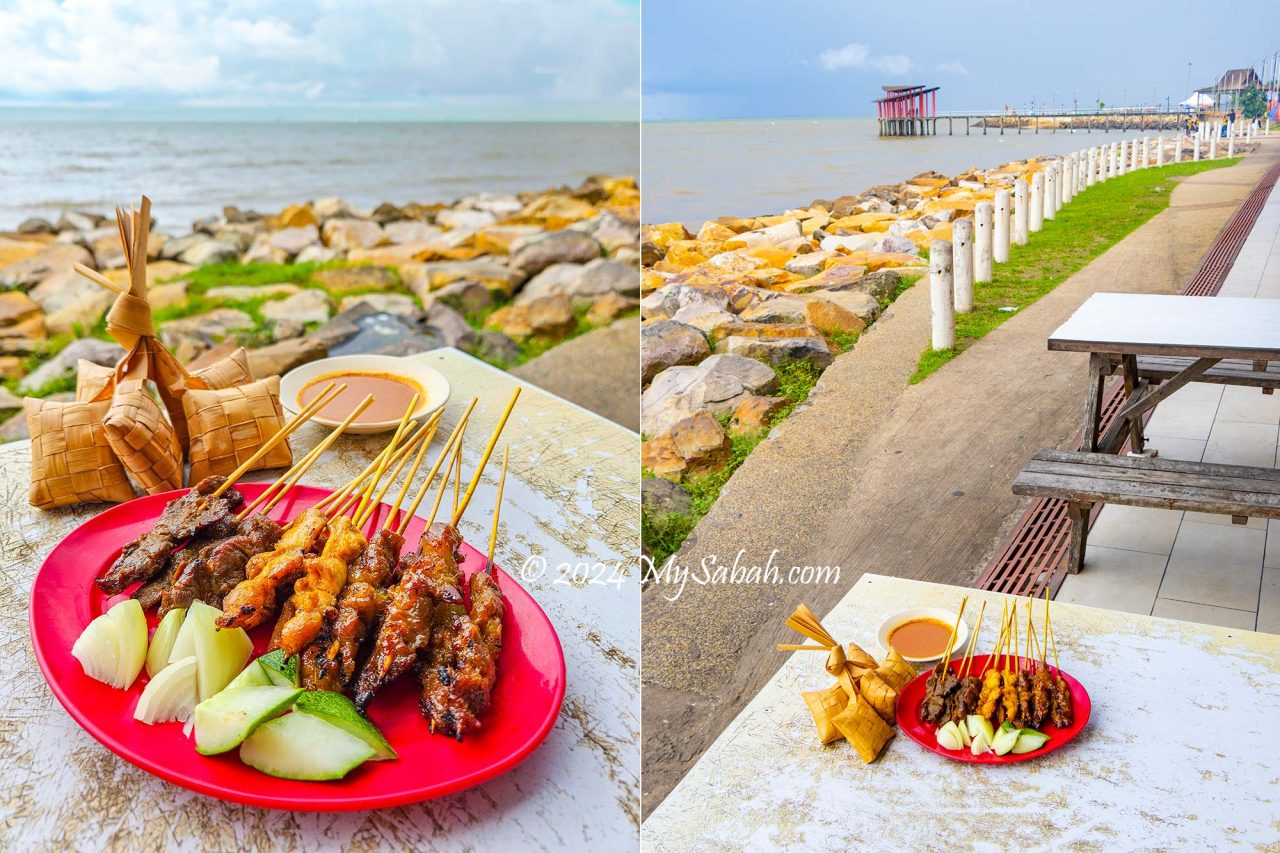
1030,448 -> 1280,482
1024,458 -> 1280,496
1117,355 -> 1280,388
1012,470 -> 1280,516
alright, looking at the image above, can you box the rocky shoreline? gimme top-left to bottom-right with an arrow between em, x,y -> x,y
0,175 -> 640,439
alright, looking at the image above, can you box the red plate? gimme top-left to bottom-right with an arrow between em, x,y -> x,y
895,654 -> 1090,763
28,484 -> 566,811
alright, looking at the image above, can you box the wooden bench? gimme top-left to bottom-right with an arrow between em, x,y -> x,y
1013,449 -> 1280,574
1106,355 -> 1280,393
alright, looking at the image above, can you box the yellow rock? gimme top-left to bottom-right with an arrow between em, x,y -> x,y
512,195 -> 598,229
697,222 -> 739,243
912,176 -> 951,188
717,217 -> 760,233
923,198 -> 980,214
753,214 -> 796,227
646,222 -> 693,252
901,184 -> 941,199
824,252 -> 870,269
830,212 -> 896,231
0,313 -> 46,340
805,299 -> 866,335
277,203 -> 318,229
743,268 -> 802,290
905,230 -> 935,251
474,226 -> 539,255
105,260 -> 194,288
641,269 -> 667,294
707,322 -> 823,345
860,218 -> 897,233
864,252 -> 927,272
0,240 -> 45,269
800,211 -> 830,235
745,246 -> 797,269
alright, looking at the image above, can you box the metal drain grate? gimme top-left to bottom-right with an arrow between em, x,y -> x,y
974,161 -> 1280,598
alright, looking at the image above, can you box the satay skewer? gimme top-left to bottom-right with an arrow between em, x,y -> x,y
937,595 -> 968,672
325,418 -> 427,520
395,400 -> 478,536
426,434 -> 468,529
312,412 -> 441,515
384,413 -> 440,532
355,395 -> 420,522
212,381 -> 344,498
485,446 -> 509,571
959,599 -> 986,679
449,388 -> 521,528
355,414 -> 441,529
237,394 -> 376,520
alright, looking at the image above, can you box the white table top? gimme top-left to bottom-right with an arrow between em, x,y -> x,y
642,574 -> 1280,851
1048,292 -> 1280,359
0,348 -> 639,851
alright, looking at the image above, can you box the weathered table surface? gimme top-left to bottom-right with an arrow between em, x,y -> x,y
1048,292 -> 1280,359
642,574 -> 1280,851
0,348 -> 640,852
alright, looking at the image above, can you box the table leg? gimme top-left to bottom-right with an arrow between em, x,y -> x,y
1121,354 -> 1152,456
1079,352 -> 1108,452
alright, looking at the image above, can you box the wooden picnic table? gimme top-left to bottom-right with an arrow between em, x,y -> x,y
0,348 -> 640,851
1048,292 -> 1280,455
641,574 -> 1280,850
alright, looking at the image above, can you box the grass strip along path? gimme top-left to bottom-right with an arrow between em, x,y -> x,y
912,158 -> 1240,383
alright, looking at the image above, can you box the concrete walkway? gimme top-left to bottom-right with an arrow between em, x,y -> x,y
641,149 -> 1280,814
1057,156 -> 1280,631
513,316 -> 639,432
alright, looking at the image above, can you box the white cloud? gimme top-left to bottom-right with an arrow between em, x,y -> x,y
0,0 -> 639,117
819,42 -> 914,76
937,61 -> 970,76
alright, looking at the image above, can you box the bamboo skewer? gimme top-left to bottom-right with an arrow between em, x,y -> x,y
451,438 -> 463,520
937,596 -> 968,673
355,413 -> 436,529
959,600 -> 986,679
212,381 -> 344,497
449,388 -> 521,528
236,394 -> 375,520
427,435 -> 467,529
395,401 -> 476,537
322,415 -> 431,520
981,602 -> 1008,675
355,395 -> 420,520
485,446 -> 509,570
1046,592 -> 1061,674
383,414 -> 440,532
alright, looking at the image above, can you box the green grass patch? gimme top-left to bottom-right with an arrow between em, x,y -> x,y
468,303 -> 639,371
910,158 -> 1239,383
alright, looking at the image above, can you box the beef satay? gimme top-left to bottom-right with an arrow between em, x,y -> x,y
98,477 -> 243,594
416,604 -> 496,739
276,515 -> 366,656
217,508 -> 328,629
162,514 -> 283,615
353,523 -> 463,710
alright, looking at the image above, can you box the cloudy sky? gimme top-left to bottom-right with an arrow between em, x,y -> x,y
645,0 -> 1280,120
0,0 -> 640,119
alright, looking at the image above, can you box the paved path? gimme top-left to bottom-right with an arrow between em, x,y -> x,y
514,316 -> 640,433
641,149 -> 1280,814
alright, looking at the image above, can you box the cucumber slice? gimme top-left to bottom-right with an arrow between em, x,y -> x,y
188,600 -> 253,700
935,721 -> 963,750
147,608 -> 186,677
295,691 -> 397,760
225,660 -> 272,692
255,649 -> 300,688
135,655 -> 198,724
966,714 -> 994,745
1011,730 -> 1051,754
991,722 -> 1021,756
193,685 -> 302,755
240,711 -> 376,780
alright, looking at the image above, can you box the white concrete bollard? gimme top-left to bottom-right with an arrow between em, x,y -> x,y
930,240 -> 956,350
1228,133 -> 1235,158
994,188 -> 1011,263
1210,130 -> 1217,159
1141,137 -> 1150,169
1157,136 -> 1165,167
1030,172 -> 1045,232
1013,178 -> 1029,245
1194,135 -> 1201,161
1065,154 -> 1075,202
952,217 -> 974,313
1119,140 -> 1128,175
1109,143 -> 1118,178
1175,135 -> 1182,162
1078,150 -> 1088,192
974,201 -> 994,284
1044,166 -> 1057,221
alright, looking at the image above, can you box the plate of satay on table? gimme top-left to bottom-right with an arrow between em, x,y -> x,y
29,382 -> 567,811
895,595 -> 1090,763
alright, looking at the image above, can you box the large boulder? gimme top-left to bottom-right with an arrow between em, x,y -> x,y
159,308 -> 255,358
321,218 -> 386,251
384,221 -> 442,245
261,289 -> 331,325
641,410 -> 732,481
18,338 -> 124,393
827,268 -> 902,302
339,293 -> 418,317
311,265 -> 398,293
641,320 -> 709,385
641,353 -> 778,436
177,238 -> 239,266
401,260 -> 520,300
509,231 -> 603,277
246,337 -> 327,379
436,208 -> 496,231
323,305 -> 443,357
714,335 -> 833,370
640,282 -> 730,320
432,280 -> 492,315
729,395 -> 791,436
641,476 -> 693,520
0,244 -> 94,290
515,258 -> 639,307
420,302 -> 477,349
267,225 -> 321,257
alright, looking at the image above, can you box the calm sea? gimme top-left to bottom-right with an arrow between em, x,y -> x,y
643,117 -> 1153,226
0,112 -> 638,232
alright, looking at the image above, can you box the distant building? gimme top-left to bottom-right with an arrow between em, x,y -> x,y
1198,68 -> 1263,110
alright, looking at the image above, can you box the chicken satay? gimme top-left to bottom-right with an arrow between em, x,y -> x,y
217,508 -> 328,630
1000,669 -> 1018,724
275,515 -> 366,656
352,524 -> 463,710
300,528 -> 404,692
1014,670 -> 1034,728
99,477 -> 242,594
1031,668 -> 1053,727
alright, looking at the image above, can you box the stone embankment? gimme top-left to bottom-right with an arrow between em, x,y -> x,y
0,175 -> 641,438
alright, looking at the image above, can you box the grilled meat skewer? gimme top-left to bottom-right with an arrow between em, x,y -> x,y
276,515 -> 366,656
161,514 -> 283,615
1050,674 -> 1073,728
301,528 -> 405,693
352,524 -> 463,710
217,508 -> 329,630
130,515 -> 239,610
99,477 -> 243,595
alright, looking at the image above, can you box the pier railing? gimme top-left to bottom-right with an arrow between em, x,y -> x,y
882,109 -> 1200,137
